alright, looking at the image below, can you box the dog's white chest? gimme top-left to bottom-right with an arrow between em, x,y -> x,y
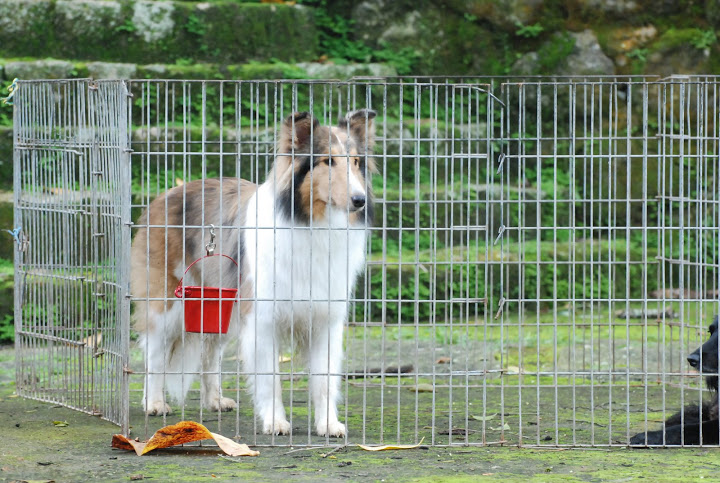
243,186 -> 367,317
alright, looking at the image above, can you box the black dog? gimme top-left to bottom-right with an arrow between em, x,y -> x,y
630,316 -> 719,445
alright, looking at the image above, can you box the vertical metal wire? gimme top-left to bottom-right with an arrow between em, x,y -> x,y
14,79 -> 128,426
15,77 -> 720,448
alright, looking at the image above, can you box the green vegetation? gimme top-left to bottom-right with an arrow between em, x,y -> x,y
297,0 -> 420,75
536,33 -> 575,72
515,22 -> 545,39
0,258 -> 12,344
655,28 -> 718,51
0,315 -> 11,344
0,2 -> 317,65
690,29 -> 717,50
2,2 -> 719,350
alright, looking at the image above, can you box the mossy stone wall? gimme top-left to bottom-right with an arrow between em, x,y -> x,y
0,1 -> 317,64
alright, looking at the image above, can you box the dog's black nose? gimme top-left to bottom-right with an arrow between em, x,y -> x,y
688,352 -> 701,369
351,195 -> 366,209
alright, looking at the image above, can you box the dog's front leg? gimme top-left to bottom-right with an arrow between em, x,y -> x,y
310,317 -> 346,438
242,304 -> 290,435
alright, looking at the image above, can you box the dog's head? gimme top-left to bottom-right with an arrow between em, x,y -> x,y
273,110 -> 376,225
688,315 -> 720,392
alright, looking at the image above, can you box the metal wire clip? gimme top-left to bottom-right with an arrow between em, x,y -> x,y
205,224 -> 216,256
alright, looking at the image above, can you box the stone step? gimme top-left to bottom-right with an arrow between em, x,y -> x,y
0,0 -> 317,65
0,58 -> 397,81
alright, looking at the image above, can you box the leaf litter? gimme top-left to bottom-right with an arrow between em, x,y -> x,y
358,437 -> 426,451
111,421 -> 259,457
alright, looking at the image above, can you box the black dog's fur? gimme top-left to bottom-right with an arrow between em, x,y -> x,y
630,316 -> 719,445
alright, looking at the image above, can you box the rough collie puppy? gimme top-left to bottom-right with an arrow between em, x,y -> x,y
630,316 -> 719,445
131,110 -> 376,437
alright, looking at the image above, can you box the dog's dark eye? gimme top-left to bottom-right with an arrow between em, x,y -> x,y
315,157 -> 334,166
353,157 -> 359,166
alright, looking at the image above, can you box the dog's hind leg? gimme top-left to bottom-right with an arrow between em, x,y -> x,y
310,317 -> 346,438
201,335 -> 237,412
242,303 -> 290,435
142,328 -> 173,416
145,303 -> 198,414
141,305 -> 184,416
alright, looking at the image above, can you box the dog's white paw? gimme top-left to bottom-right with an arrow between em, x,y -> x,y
316,420 -> 346,438
206,396 -> 237,412
145,400 -> 172,416
263,418 -> 291,435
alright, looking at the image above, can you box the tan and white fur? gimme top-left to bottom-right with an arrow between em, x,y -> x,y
131,110 -> 376,437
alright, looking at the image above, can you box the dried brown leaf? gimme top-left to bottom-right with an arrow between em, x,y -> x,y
111,421 -> 259,457
210,432 -> 259,457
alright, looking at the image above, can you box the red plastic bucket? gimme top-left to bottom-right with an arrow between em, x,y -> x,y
174,254 -> 239,334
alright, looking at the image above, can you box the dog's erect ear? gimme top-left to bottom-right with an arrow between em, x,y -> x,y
339,109 -> 376,149
282,111 -> 320,149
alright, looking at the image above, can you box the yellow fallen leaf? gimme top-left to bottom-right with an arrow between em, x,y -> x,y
211,432 -> 259,457
358,437 -> 425,451
490,423 -> 511,431
470,413 -> 496,422
112,421 -> 259,457
279,355 -> 292,363
436,356 -> 451,364
175,177 -> 184,186
53,420 -> 69,427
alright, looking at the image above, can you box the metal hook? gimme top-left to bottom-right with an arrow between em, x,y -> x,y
205,224 -> 216,256
494,296 -> 506,320
496,153 -> 506,174
493,224 -> 506,246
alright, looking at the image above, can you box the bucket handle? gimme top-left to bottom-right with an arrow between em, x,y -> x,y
175,254 -> 240,298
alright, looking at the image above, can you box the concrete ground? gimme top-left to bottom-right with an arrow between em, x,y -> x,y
2,345 -> 720,482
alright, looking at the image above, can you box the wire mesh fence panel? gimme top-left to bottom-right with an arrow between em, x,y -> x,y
646,79 -> 720,445
493,78 -> 719,447
124,80 -> 497,446
12,77 -> 720,447
13,79 -> 131,427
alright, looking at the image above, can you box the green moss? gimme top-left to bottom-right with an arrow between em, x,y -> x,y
536,32 -> 575,73
0,1 -> 317,64
0,1 -> 56,61
654,28 -> 715,51
537,0 -> 571,33
227,62 -> 308,80
178,3 -> 317,64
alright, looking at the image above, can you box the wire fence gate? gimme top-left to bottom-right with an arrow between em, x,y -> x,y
12,77 -> 720,447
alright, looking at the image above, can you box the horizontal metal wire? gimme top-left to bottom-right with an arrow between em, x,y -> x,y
13,77 -> 720,449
